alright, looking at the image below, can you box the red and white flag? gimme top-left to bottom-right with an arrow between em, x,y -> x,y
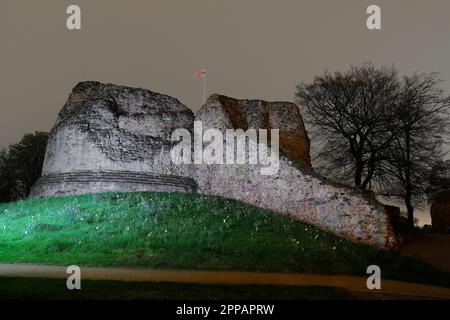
195,68 -> 206,78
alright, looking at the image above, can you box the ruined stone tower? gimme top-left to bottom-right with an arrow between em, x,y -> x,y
195,94 -> 396,248
30,82 -> 197,196
196,94 -> 312,169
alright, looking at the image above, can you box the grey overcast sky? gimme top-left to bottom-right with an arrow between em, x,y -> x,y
1,0 -> 450,151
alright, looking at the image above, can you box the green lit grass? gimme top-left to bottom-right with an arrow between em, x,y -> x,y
0,192 -> 449,287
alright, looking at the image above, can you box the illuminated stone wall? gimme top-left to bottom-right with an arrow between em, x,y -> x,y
30,82 -> 196,197
31,83 -> 395,248
195,95 -> 396,248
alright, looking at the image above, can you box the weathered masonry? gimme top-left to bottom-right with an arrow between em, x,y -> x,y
31,82 -> 396,248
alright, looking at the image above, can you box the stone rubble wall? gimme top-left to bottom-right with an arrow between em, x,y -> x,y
30,171 -> 197,197
41,125 -> 191,177
199,95 -> 312,169
195,158 -> 395,248
31,82 -> 195,197
195,95 -> 396,248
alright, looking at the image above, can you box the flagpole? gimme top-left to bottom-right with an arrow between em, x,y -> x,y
203,69 -> 207,105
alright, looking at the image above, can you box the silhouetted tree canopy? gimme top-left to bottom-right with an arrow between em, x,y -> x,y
0,132 -> 48,203
296,63 -> 400,190
296,64 -> 450,228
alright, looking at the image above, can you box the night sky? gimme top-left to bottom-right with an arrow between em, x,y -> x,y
1,0 -> 449,153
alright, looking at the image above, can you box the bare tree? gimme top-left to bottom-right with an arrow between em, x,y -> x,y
296,65 -> 450,229
381,73 -> 450,228
295,63 -> 399,190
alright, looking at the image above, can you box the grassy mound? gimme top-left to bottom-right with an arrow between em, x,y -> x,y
0,192 -> 449,287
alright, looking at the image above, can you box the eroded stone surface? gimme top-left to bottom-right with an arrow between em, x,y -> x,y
31,83 -> 395,248
195,94 -> 395,248
30,81 -> 196,196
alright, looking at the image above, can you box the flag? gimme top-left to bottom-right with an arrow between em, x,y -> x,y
195,68 -> 206,78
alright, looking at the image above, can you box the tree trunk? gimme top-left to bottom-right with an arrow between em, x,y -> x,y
361,159 -> 376,191
354,154 -> 364,189
404,131 -> 415,229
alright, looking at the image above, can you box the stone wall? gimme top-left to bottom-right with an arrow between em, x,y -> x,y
31,81 -> 195,197
31,83 -> 396,248
31,171 -> 197,197
195,95 -> 396,248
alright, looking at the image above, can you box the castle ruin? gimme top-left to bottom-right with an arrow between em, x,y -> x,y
31,82 -> 396,248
